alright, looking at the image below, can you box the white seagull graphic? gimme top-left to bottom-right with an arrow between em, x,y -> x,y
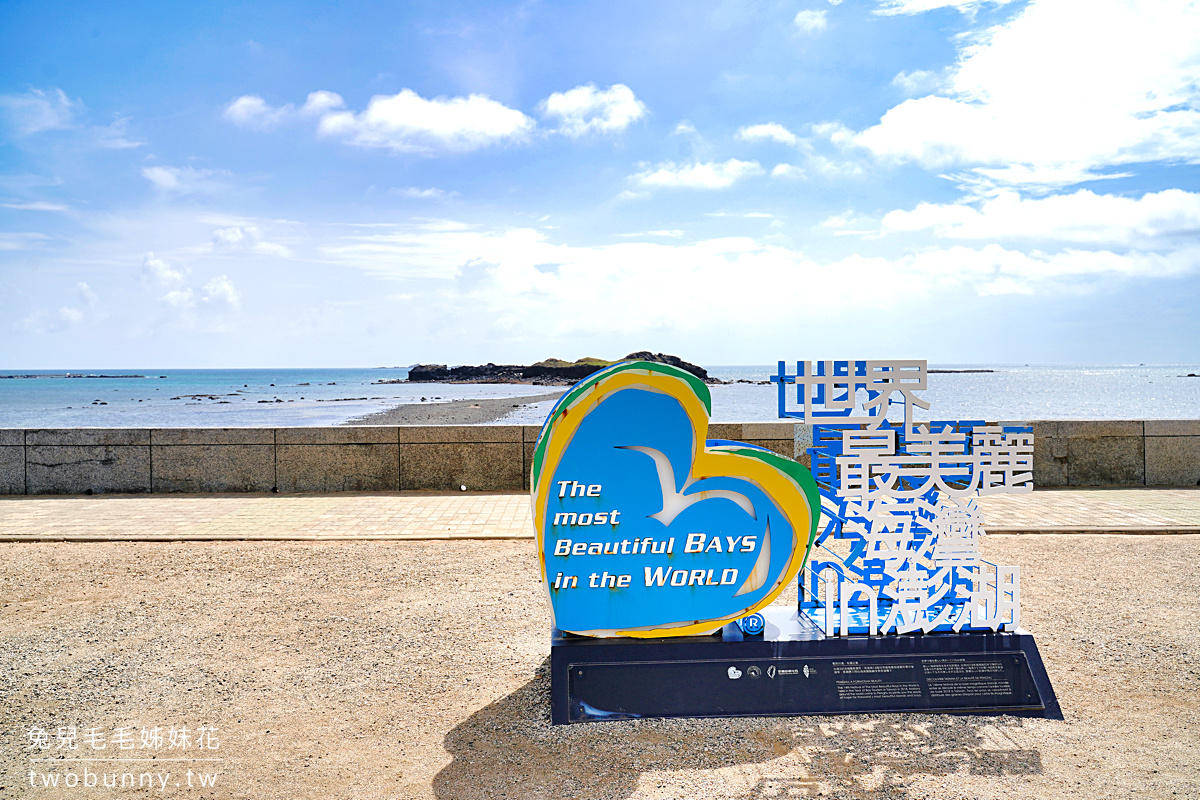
617,445 -> 772,596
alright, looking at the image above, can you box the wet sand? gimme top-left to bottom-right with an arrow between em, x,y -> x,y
344,391 -> 564,425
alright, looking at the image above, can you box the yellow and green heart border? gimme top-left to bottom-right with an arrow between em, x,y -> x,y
530,360 -> 821,637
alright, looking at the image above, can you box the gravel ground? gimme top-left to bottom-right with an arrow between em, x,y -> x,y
345,392 -> 564,426
2,535 -> 1198,799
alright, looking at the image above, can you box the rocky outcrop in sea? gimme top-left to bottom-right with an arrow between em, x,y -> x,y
393,353 -> 719,385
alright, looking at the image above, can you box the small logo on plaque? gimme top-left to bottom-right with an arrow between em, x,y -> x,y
727,666 -> 743,680
767,665 -> 777,679
748,666 -> 762,679
803,665 -> 811,678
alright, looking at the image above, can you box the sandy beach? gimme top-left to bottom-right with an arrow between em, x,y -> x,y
2,533 -> 1197,799
344,391 -> 565,426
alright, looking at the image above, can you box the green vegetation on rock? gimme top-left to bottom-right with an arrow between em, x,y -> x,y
530,357 -> 616,368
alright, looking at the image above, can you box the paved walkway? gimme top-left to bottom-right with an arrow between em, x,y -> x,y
0,488 -> 1197,541
0,493 -> 532,541
978,488 -> 1200,533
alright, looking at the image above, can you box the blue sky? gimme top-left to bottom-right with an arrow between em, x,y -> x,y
2,0 -> 1199,368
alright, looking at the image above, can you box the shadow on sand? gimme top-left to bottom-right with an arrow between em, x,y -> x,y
433,660 -> 1043,800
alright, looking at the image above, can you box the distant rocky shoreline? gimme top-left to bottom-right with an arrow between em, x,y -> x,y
0,373 -> 167,379
383,352 -> 723,386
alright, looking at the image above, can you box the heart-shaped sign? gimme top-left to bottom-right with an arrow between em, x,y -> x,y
530,361 -> 819,638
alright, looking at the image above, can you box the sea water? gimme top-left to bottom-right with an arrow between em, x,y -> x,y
705,363 -> 1200,423
0,368 -> 554,428
1,364 -> 1197,427
496,364 -> 1200,427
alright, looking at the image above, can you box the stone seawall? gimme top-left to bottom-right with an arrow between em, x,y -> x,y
1,420 -> 1197,495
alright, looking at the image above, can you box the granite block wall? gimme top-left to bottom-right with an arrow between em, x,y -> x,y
0,420 -> 1195,494
1145,420 -> 1200,487
24,429 -> 151,495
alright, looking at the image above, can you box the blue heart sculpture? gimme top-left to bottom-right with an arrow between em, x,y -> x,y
530,361 -> 819,637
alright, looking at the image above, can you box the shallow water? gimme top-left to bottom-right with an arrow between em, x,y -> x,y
1,364 -> 1197,427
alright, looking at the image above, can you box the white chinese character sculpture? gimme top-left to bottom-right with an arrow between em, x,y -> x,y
772,360 -> 1032,636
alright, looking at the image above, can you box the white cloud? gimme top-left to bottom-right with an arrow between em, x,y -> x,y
149,272 -> 240,325
891,69 -> 944,96
821,210 -> 859,228
807,154 -> 865,178
793,10 -> 828,33
630,159 -> 764,189
316,89 -> 534,153
31,285 -> 95,331
202,275 -> 241,309
846,0 -> 1200,188
211,225 -> 293,257
1,201 -> 67,211
873,0 -> 1016,15
0,91 -> 141,148
0,88 -> 76,136
141,166 -> 226,194
819,210 -> 877,236
314,220 -> 1200,342
224,91 -> 344,130
301,90 -> 345,116
736,123 -> 799,146
882,188 -> 1200,243
615,230 -> 685,238
161,288 -> 195,311
390,186 -> 459,200
16,288 -> 97,333
143,252 -> 186,285
75,282 -> 97,308
211,226 -> 252,250
320,221 -> 547,280
771,163 -> 806,179
150,279 -> 241,329
732,121 -> 866,178
0,232 -> 50,250
134,243 -> 245,326
223,95 -> 293,131
10,201 -> 1196,355
705,211 -> 774,218
94,116 -> 146,149
811,122 -> 856,148
142,166 -> 184,190
541,83 -> 646,137
56,306 -> 84,324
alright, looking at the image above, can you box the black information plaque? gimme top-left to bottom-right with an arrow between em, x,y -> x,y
550,628 -> 1060,724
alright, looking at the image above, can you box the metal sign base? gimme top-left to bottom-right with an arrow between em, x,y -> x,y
550,611 -> 1060,725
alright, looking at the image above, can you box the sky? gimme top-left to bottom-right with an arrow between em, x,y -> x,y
2,0 -> 1199,368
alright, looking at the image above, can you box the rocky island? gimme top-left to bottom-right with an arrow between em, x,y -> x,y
349,353 -> 720,425
381,352 -> 718,386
